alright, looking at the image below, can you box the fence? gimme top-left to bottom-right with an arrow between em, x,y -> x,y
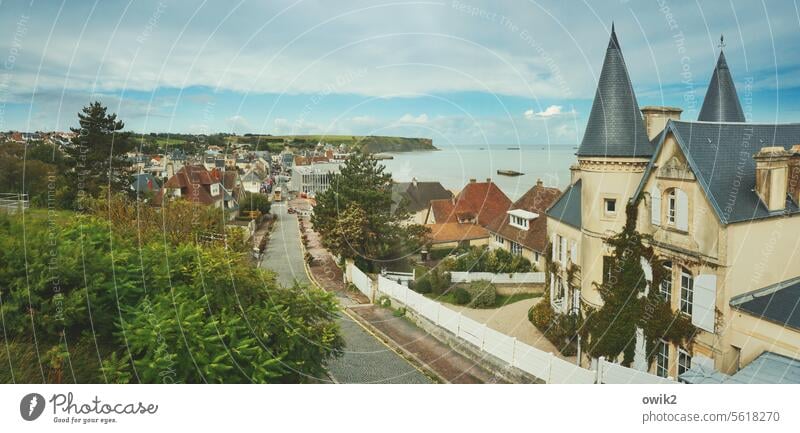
350,264 -> 373,300
449,271 -> 544,284
358,264 -> 675,385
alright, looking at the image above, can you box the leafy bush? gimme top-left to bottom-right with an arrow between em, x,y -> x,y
413,278 -> 432,294
453,287 -> 471,305
465,280 -> 496,308
414,265 -> 451,294
450,246 -> 532,273
240,192 -> 271,214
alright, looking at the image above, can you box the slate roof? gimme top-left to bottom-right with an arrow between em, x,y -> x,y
391,181 -> 453,213
427,180 -> 512,227
680,352 -> 800,384
546,179 -> 582,229
731,276 -> 800,331
726,352 -> 800,384
486,183 -> 561,253
633,120 -> 800,224
577,25 -> 652,158
131,173 -> 161,193
698,51 -> 746,123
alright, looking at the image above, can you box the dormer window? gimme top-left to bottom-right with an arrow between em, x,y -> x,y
507,209 -> 538,230
210,183 -> 220,196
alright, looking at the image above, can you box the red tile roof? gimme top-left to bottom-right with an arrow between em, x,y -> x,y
428,180 -> 512,227
427,222 -> 489,244
486,183 -> 561,253
153,165 -> 222,207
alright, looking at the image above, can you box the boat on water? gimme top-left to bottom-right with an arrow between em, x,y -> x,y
507,147 -> 520,150
497,169 -> 524,177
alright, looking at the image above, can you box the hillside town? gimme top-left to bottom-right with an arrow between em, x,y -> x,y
1,23 -> 799,394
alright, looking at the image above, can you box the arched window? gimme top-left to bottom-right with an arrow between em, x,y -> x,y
680,267 -> 693,315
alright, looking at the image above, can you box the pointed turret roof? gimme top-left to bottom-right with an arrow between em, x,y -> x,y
698,47 -> 745,122
577,24 -> 652,158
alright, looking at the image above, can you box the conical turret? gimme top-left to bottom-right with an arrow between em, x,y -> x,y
698,40 -> 745,122
577,24 -> 652,158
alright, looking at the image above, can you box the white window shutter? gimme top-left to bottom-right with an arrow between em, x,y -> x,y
640,257 -> 652,295
650,185 -> 661,226
551,234 -> 557,262
549,272 -> 555,298
692,274 -> 717,333
570,240 -> 578,264
560,236 -> 567,264
633,327 -> 647,372
676,189 -> 689,231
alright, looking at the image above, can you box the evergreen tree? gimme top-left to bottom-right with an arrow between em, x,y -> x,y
312,152 -> 428,270
65,102 -> 133,204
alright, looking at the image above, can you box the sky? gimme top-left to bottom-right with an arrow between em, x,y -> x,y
0,0 -> 799,145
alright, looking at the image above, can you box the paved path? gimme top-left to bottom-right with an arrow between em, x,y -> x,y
260,202 -> 431,383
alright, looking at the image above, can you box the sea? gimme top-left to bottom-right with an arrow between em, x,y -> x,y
380,144 -> 577,200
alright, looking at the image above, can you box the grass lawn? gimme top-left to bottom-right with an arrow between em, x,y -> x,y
425,290 -> 541,309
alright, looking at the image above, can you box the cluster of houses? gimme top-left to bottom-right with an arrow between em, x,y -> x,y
0,130 -> 73,147
390,176 -> 561,272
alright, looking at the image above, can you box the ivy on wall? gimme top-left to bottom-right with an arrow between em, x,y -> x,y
532,201 -> 695,366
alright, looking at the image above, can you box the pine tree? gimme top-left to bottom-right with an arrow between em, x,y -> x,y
65,101 -> 133,204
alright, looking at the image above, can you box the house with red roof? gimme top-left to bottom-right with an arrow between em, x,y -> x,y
423,178 -> 512,250
153,165 -> 239,219
486,179 -> 560,271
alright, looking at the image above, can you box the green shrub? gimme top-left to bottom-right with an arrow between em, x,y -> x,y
414,278 -> 432,294
466,280 -> 496,308
529,296 -> 555,329
453,287 -> 471,305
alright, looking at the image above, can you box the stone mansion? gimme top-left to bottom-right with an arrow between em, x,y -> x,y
546,25 -> 800,382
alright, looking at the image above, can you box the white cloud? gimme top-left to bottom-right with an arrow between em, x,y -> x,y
226,115 -> 251,132
526,105 -> 575,119
398,113 -> 429,124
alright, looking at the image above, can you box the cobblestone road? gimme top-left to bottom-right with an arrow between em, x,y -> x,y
260,202 -> 431,383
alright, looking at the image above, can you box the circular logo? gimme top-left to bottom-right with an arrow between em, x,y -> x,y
20,393 -> 45,421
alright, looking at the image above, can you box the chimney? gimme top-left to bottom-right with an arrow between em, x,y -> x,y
412,177 -> 418,187
486,177 -> 492,183
536,178 -> 543,187
469,178 -> 476,183
754,146 -> 790,212
789,145 -> 800,205
641,106 -> 683,140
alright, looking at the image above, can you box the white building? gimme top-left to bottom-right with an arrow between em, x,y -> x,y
289,162 -> 341,196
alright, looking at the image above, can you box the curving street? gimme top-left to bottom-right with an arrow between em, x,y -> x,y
260,202 -> 431,383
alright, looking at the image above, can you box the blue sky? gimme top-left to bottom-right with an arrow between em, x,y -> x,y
1,0 -> 799,144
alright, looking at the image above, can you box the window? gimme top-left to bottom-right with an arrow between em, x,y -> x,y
661,261 -> 673,303
534,252 -> 540,262
656,341 -> 669,378
604,198 -> 617,215
680,268 -> 693,315
678,349 -> 692,376
494,234 -> 504,246
510,215 -> 529,229
510,241 -> 523,256
555,235 -> 563,263
667,189 -> 676,225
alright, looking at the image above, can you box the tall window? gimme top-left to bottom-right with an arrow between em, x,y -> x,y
510,241 -> 523,256
667,189 -> 677,225
555,276 -> 564,300
656,341 -> 669,378
678,349 -> 692,376
661,261 -> 673,303
680,268 -> 693,315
